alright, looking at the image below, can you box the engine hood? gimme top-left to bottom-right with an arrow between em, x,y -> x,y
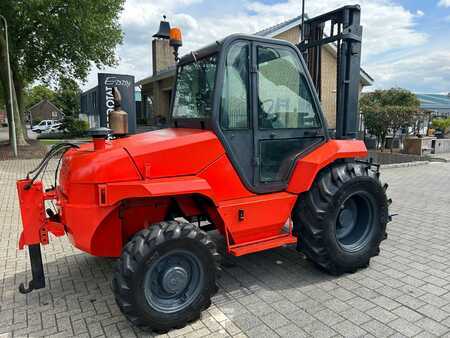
120,128 -> 225,178
60,128 -> 225,188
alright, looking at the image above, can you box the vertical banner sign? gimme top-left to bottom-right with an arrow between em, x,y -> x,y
98,73 -> 137,133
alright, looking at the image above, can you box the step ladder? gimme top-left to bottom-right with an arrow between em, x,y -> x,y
229,233 -> 297,256
227,218 -> 297,256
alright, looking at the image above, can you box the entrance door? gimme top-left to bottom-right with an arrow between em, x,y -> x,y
252,43 -> 325,192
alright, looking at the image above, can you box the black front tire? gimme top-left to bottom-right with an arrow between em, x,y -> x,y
112,221 -> 220,332
293,162 -> 389,275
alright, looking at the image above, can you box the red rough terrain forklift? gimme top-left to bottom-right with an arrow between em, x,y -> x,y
17,5 -> 390,332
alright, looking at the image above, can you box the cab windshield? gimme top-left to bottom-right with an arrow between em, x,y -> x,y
172,54 -> 217,119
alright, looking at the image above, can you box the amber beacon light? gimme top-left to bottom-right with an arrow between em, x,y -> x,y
170,27 -> 183,61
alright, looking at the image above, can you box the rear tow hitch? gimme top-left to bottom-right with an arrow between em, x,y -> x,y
19,244 -> 45,294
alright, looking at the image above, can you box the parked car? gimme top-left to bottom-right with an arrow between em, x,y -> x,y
42,123 -> 64,134
31,120 -> 61,133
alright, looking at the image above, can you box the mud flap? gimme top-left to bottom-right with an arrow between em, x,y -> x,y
19,244 -> 45,294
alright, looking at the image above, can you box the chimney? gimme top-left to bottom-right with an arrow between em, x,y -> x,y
152,39 -> 175,74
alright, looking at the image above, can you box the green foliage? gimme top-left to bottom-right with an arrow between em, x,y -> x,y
24,85 -> 56,108
0,0 -> 124,145
0,0 -> 124,84
62,116 -> 89,137
432,117 -> 450,134
24,78 -> 81,117
54,77 -> 81,116
361,106 -> 390,147
361,88 -> 420,107
37,116 -> 88,139
361,88 -> 421,151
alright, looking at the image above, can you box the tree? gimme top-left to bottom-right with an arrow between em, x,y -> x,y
361,88 -> 420,152
0,81 -> 4,108
361,105 -> 390,150
23,78 -> 81,126
54,77 -> 81,116
24,84 -> 56,109
0,0 -> 124,146
386,106 -> 416,152
432,117 -> 450,135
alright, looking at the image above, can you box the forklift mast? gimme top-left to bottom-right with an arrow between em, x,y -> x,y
298,5 -> 363,140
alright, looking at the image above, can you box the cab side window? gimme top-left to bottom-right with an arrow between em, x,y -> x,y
257,46 -> 321,129
220,42 -> 250,129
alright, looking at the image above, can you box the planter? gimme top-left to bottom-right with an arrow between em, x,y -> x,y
403,137 -> 435,156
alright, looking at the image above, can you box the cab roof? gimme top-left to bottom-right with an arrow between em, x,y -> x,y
177,34 -> 297,66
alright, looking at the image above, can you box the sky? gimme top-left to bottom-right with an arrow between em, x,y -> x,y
82,0 -> 450,94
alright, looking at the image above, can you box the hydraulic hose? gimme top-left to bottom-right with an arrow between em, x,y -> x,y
25,143 -> 79,190
26,143 -> 78,177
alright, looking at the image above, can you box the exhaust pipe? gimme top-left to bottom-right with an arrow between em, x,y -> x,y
109,87 -> 128,136
88,127 -> 111,151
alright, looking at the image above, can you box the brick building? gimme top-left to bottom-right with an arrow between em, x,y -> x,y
137,16 -> 373,128
26,99 -> 63,124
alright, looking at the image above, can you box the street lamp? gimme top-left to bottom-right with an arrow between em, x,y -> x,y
301,0 -> 306,41
0,14 -> 18,157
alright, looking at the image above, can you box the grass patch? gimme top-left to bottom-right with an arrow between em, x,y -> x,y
38,138 -> 90,145
39,139 -> 64,145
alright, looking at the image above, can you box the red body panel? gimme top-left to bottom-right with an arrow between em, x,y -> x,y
17,180 -> 65,250
60,196 -> 119,255
118,128 -> 225,179
198,155 -> 255,202
105,176 -> 216,206
217,192 -> 297,244
288,140 -> 367,193
17,128 -> 368,257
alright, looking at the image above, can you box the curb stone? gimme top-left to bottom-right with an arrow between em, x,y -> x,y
381,161 -> 429,169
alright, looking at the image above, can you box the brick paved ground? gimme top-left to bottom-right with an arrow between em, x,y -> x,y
1,159 -> 450,337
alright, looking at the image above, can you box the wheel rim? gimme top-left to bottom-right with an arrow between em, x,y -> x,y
335,191 -> 376,252
144,250 -> 204,314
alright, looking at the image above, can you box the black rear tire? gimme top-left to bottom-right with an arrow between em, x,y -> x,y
293,162 -> 389,275
112,221 -> 220,332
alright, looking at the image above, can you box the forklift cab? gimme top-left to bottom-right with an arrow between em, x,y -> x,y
171,35 -> 328,193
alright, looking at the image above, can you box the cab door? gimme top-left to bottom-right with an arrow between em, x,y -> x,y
216,38 -> 326,194
218,40 -> 255,189
252,42 -> 326,192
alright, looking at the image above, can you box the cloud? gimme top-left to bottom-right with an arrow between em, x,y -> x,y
246,0 -> 427,56
82,0 -> 431,92
82,0 -> 203,89
438,0 -> 450,7
366,48 -> 450,93
120,0 -> 203,26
